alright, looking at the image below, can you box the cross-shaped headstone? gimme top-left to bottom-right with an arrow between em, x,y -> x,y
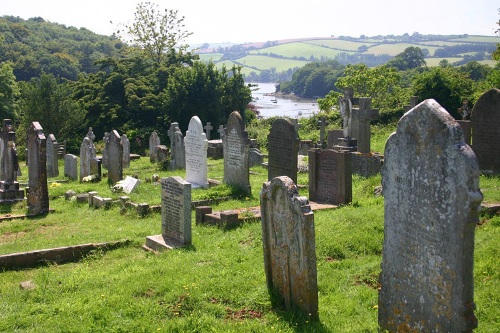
168,122 -> 179,146
218,125 -> 225,139
204,122 -> 213,140
317,117 -> 328,143
350,97 -> 379,154
86,127 -> 96,144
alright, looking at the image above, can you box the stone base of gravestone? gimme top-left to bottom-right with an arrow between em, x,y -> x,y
351,152 -> 383,177
207,140 -> 223,159
327,129 -> 344,149
144,234 -> 186,251
334,137 -> 358,152
456,120 -> 472,146
0,181 -> 25,202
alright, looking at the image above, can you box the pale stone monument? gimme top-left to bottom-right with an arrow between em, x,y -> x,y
27,122 -> 49,214
260,176 -> 318,320
121,134 -> 130,168
64,154 -> 78,180
46,134 -> 59,178
267,118 -> 299,183
149,131 -> 161,163
223,111 -> 251,195
171,127 -> 185,170
79,136 -> 94,182
379,99 -> 482,332
184,116 -> 209,188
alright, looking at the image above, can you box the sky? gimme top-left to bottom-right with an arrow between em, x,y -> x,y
1,0 -> 499,45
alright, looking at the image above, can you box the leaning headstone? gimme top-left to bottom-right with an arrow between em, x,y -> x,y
260,176 -> 318,320
171,128 -> 185,170
26,122 -> 49,215
470,88 -> 500,173
79,137 -> 93,182
107,130 -> 123,185
145,176 -> 192,251
308,149 -> 351,205
149,131 -> 161,163
0,119 -> 24,202
379,99 -> 482,332
267,118 -> 299,183
121,134 -> 130,168
184,116 -> 209,188
46,134 -> 59,178
223,111 -> 251,195
64,154 -> 78,180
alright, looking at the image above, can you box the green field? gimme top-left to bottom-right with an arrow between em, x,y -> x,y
197,53 -> 223,62
249,42 -> 348,60
237,54 -> 309,71
304,39 -> 375,51
449,35 -> 500,43
424,57 -> 463,67
366,43 -> 441,56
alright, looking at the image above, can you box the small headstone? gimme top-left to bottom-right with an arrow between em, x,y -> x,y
308,149 -> 351,205
204,122 -> 213,140
64,154 -> 78,180
90,157 -> 101,180
249,148 -> 263,167
184,116 -> 209,188
260,176 -> 318,320
171,128 -> 185,170
379,99 -> 482,332
149,131 -> 161,163
121,134 -> 130,168
26,122 -> 49,214
156,145 -> 169,162
351,152 -> 383,177
267,118 -> 299,183
107,130 -> 123,184
223,111 -> 251,195
470,88 -> 500,173
46,134 -> 59,178
326,129 -> 344,149
118,176 -> 140,194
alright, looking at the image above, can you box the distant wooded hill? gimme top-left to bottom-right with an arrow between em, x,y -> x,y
195,34 -> 500,81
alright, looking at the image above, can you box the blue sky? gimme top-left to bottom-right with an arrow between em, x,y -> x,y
1,0 -> 498,44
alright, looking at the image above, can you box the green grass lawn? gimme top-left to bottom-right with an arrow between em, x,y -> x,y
0,136 -> 498,332
249,42 -> 348,60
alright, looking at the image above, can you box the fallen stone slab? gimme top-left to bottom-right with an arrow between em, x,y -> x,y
0,240 -> 131,270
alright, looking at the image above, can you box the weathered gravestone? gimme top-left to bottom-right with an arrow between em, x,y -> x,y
0,119 -> 24,202
350,97 -> 379,154
326,129 -> 344,149
107,130 -> 123,185
27,122 -> 49,215
149,131 -> 161,163
101,132 -> 109,169
145,176 -> 192,250
470,88 -> 500,174
260,176 -> 318,320
46,134 -> 59,178
64,154 -> 78,180
121,134 -> 130,168
223,111 -> 251,195
79,136 -> 95,182
204,122 -> 213,140
184,116 -> 209,188
379,99 -> 482,332
267,118 -> 299,184
171,128 -> 186,170
308,149 -> 351,205
168,122 -> 179,148
86,127 -> 96,145
249,148 -> 264,167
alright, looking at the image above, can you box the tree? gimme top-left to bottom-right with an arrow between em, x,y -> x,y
122,2 -> 193,64
493,8 -> 500,60
0,61 -> 19,120
387,46 -> 426,70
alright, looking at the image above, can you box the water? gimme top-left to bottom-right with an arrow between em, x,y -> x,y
249,82 -> 320,119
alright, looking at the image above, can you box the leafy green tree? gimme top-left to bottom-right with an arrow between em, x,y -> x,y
387,46 -> 426,70
460,61 -> 492,81
0,61 -> 19,119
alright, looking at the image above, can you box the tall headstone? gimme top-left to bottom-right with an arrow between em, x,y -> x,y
308,149 -> 351,205
26,122 -> 49,214
223,111 -> 251,195
260,176 -> 318,320
145,176 -> 192,250
64,154 -> 78,180
204,122 -> 213,140
267,118 -> 299,184
0,119 -> 24,202
102,132 -> 109,169
79,137 -> 93,182
168,122 -> 179,147
184,116 -> 209,188
470,88 -> 500,173
350,97 -> 379,153
149,131 -> 161,163
107,130 -> 123,185
121,134 -> 130,168
171,128 -> 185,170
318,117 -> 328,144
379,99 -> 482,332
46,134 -> 59,178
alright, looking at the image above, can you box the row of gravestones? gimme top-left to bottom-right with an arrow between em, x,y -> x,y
146,98 -> 482,331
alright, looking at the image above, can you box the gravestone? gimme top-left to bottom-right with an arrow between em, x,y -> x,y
107,130 -> 123,185
86,127 -> 96,145
149,131 -> 161,163
121,134 -> 130,168
470,88 -> 500,173
168,122 -> 179,147
260,176 -> 318,320
379,99 -> 482,332
457,120 -> 472,146
223,111 -> 251,195
145,176 -> 192,250
326,129 -> 344,149
118,176 -> 140,194
350,97 -> 379,153
64,154 -> 78,180
26,122 -> 49,214
101,132 -> 109,169
46,134 -> 59,178
267,118 -> 299,183
351,152 -> 383,177
79,137 -> 94,182
184,116 -> 209,188
318,117 -> 328,144
156,145 -> 169,162
249,148 -> 264,167
171,128 -> 185,170
218,125 -> 224,139
204,122 -> 213,140
90,157 -> 101,180
308,149 -> 351,205
0,119 -> 24,202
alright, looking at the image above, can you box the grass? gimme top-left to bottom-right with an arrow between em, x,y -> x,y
249,42 -> 346,60
0,129 -> 499,332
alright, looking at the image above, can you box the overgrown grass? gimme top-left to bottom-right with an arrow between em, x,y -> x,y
0,130 -> 499,332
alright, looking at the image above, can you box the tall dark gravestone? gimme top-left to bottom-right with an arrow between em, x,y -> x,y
27,122 -> 49,215
107,130 -> 123,185
379,99 -> 482,332
261,176 -> 318,320
470,88 -> 500,174
267,118 -> 299,184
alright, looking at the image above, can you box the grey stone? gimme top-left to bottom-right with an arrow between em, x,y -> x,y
149,131 -> 160,163
64,154 -> 78,180
101,132 -> 109,169
249,148 -> 263,167
267,118 -> 299,183
79,136 -> 95,182
46,134 -> 59,178
260,176 -> 318,320
351,152 -> 383,177
350,97 -> 379,153
204,122 -> 213,140
171,128 -> 185,170
0,119 -> 24,202
26,122 -> 48,214
379,99 -> 482,332
107,130 -> 123,184
121,134 -> 130,168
